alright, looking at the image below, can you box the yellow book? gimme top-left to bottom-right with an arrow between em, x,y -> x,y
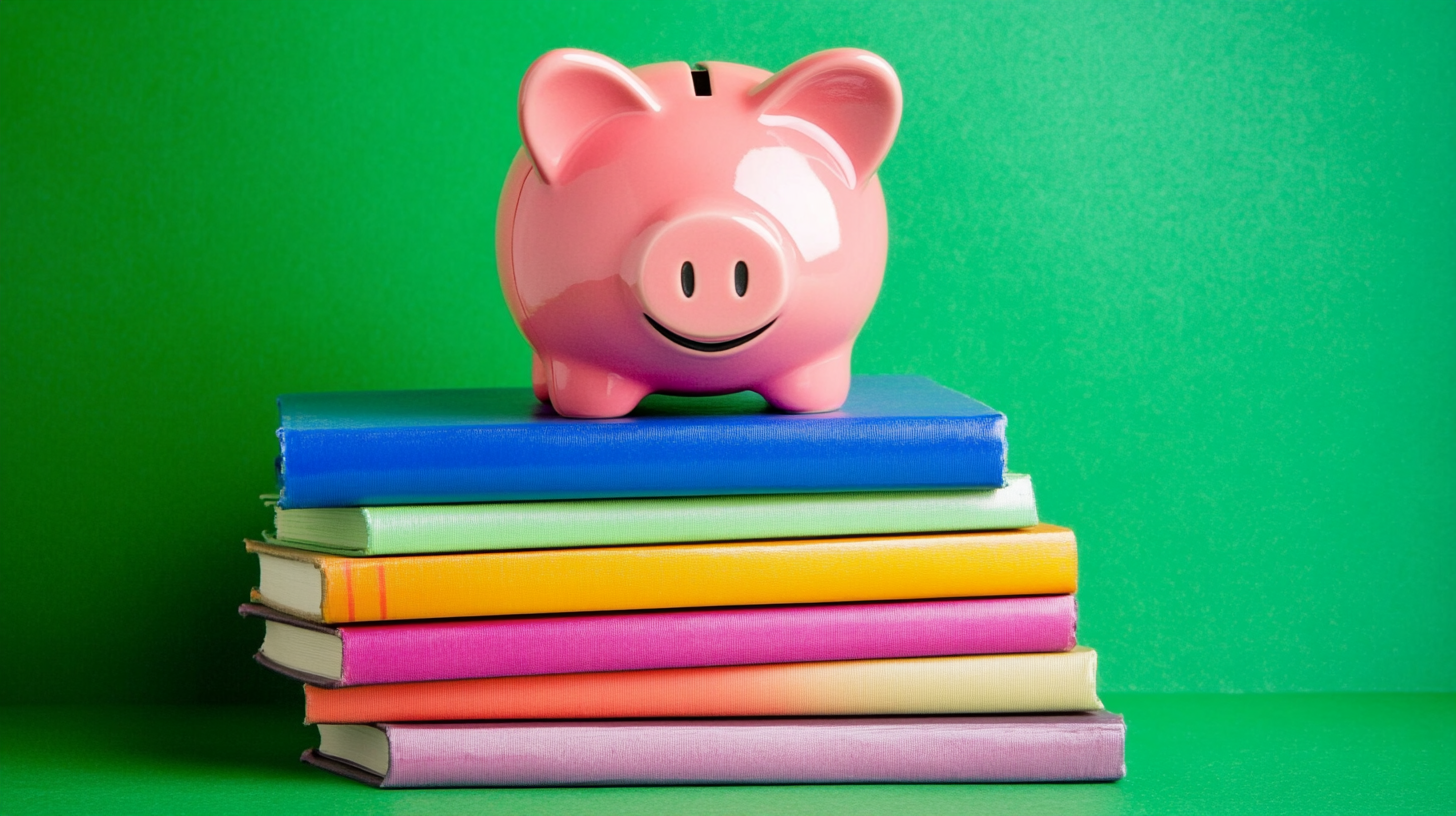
247,523 -> 1077,623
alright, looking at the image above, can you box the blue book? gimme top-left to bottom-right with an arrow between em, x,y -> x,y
275,375 -> 1007,509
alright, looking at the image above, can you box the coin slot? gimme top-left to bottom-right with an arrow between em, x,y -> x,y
691,69 -> 712,97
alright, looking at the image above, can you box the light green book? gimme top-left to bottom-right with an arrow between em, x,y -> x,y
269,474 -> 1038,556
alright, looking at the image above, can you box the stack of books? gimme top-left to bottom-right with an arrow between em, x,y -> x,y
242,375 -> 1125,787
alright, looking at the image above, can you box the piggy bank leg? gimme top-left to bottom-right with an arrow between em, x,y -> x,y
531,353 -> 550,403
757,347 -> 852,413
546,357 -> 651,418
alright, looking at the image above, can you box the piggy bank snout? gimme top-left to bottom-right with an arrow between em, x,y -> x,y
632,213 -> 791,345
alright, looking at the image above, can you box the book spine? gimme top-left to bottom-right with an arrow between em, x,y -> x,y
336,595 -> 1077,685
340,475 -> 1037,555
305,714 -> 1127,787
304,649 -> 1101,723
282,525 -> 1078,622
277,413 -> 1006,508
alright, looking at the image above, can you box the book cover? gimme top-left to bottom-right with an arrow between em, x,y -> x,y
302,712 -> 1127,787
246,524 -> 1078,623
271,474 -> 1037,555
303,648 -> 1102,723
276,375 -> 1007,508
240,595 -> 1078,687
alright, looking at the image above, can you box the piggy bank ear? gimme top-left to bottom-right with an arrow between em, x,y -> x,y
752,49 -> 902,189
519,49 -> 662,185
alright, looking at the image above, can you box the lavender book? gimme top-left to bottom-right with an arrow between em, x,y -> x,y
304,713 -> 1127,787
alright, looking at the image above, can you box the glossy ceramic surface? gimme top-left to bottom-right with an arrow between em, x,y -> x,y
497,48 -> 903,417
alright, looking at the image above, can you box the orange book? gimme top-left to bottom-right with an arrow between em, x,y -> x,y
304,649 -> 1103,723
247,524 -> 1077,624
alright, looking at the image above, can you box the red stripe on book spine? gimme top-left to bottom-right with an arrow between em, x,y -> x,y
376,563 -> 388,620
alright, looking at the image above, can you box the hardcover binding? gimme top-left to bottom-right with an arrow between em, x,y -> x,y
240,596 -> 1078,688
273,474 -> 1039,556
303,648 -> 1102,723
246,525 -> 1078,623
300,749 -> 384,787
303,713 -> 1127,787
276,375 -> 1007,508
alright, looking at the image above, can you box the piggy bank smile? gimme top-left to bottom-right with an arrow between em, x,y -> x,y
644,315 -> 776,353
496,48 -> 902,417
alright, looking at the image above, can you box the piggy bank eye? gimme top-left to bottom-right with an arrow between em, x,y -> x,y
681,262 -> 695,297
734,261 -> 749,297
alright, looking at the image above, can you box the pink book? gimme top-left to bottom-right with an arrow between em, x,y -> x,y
302,713 -> 1126,786
241,595 -> 1077,687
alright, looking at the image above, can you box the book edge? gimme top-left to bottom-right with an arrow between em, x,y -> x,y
236,602 -> 337,634
253,652 -> 343,689
247,588 -> 325,624
300,748 -> 384,788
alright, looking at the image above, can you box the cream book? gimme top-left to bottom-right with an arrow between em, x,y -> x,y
304,649 -> 1103,723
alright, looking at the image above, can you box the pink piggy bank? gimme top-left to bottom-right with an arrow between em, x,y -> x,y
496,48 -> 903,418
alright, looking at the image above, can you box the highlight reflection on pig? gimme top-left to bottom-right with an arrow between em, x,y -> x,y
496,48 -> 902,418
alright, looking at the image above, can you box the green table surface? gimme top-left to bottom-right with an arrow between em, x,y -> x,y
4,694 -> 1452,815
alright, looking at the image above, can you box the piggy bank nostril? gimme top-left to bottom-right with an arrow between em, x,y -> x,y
734,261 -> 748,297
681,262 -> 695,297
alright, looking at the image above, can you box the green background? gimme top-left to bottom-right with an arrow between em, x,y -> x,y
3,2 -> 1453,812
3,0 -> 1454,702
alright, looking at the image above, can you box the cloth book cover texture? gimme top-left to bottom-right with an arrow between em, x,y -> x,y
303,648 -> 1101,723
248,524 -> 1078,622
272,474 -> 1037,556
303,713 -> 1127,787
241,596 -> 1079,686
276,375 -> 1007,508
